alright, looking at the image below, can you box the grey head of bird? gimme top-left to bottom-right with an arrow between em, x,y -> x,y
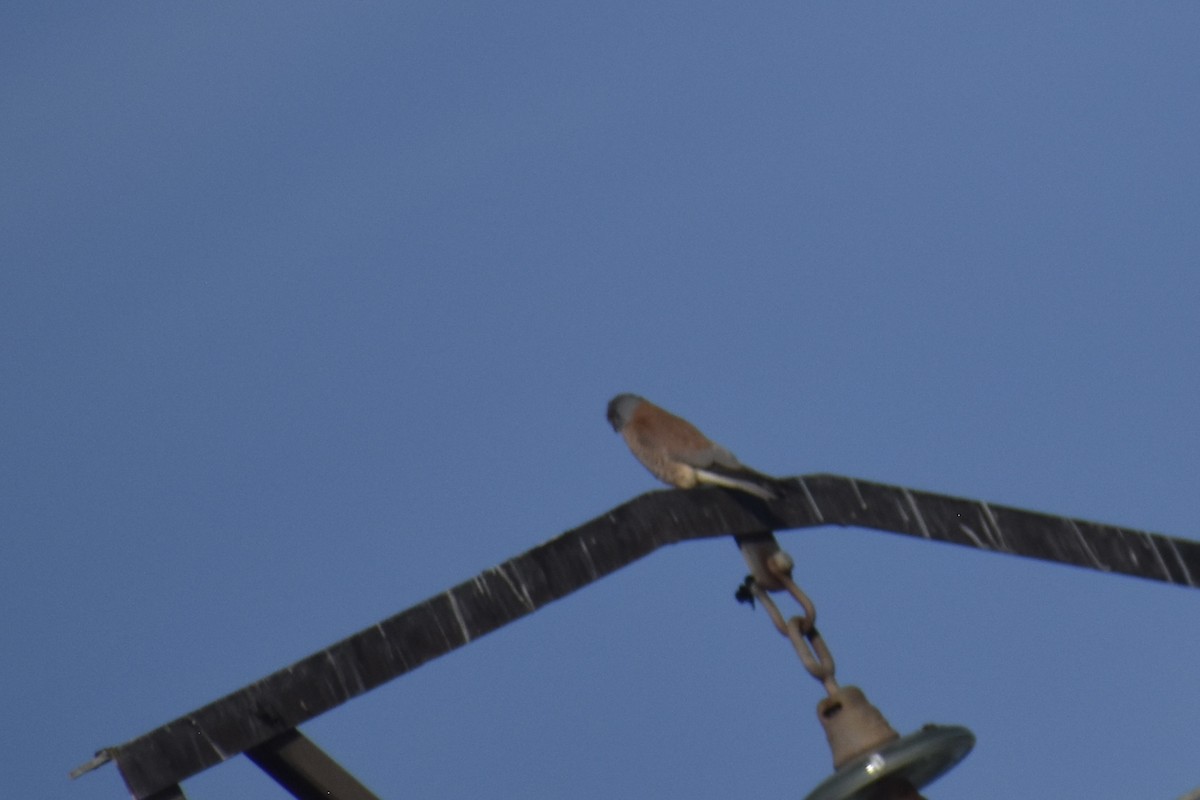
606,393 -> 644,432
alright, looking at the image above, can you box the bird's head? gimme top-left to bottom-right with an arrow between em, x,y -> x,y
606,393 -> 643,432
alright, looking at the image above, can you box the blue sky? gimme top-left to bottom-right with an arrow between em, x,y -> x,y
4,3 -> 1199,799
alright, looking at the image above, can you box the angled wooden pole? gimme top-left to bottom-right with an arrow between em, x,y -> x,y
73,475 -> 1199,799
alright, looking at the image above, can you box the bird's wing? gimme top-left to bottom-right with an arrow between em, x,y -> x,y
676,443 -> 779,499
671,441 -> 742,471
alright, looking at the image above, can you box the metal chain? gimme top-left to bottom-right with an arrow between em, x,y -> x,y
746,553 -> 840,697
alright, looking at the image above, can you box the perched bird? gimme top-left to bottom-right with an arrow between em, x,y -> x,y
606,393 -> 788,591
606,393 -> 779,500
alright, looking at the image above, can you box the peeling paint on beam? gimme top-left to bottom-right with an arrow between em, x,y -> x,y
798,475 -> 1200,587
93,475 -> 1198,798
104,487 -> 779,798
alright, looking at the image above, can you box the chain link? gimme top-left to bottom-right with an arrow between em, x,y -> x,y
746,555 -> 840,697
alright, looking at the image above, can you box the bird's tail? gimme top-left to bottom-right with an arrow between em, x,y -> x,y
694,468 -> 778,501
